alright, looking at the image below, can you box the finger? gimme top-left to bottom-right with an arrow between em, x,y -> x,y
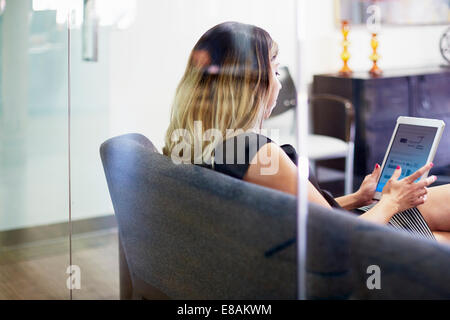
414,188 -> 429,204
414,197 -> 426,207
405,163 -> 434,183
414,188 -> 428,198
372,163 -> 381,180
415,175 -> 437,188
390,165 -> 402,181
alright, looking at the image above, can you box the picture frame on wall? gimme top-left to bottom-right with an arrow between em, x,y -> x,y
335,0 -> 450,26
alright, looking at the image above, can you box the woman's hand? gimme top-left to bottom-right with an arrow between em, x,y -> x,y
359,162 -> 436,224
334,163 -> 381,210
381,163 -> 436,213
355,163 -> 382,206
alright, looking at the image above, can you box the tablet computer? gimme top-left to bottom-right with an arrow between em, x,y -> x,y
373,116 -> 445,201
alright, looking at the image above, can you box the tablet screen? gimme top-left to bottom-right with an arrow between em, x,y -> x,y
376,124 -> 438,193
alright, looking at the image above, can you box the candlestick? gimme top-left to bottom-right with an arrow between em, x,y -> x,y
339,20 -> 352,75
369,33 -> 382,76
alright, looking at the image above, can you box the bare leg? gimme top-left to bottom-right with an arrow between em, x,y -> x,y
417,184 -> 450,243
433,232 -> 450,244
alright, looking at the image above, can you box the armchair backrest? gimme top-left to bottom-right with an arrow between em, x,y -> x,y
100,134 -> 297,299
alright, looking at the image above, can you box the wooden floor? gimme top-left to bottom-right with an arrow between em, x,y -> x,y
0,228 -> 119,300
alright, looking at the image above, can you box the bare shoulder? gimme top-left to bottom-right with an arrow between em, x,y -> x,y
243,143 -> 298,195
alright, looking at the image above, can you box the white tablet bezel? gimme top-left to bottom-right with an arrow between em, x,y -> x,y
373,116 -> 445,201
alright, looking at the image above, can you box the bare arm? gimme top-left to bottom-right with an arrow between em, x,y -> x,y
243,143 -> 436,225
334,193 -> 364,211
243,143 -> 331,208
244,143 -> 377,214
335,163 -> 382,210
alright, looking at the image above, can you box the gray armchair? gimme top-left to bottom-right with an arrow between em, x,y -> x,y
100,133 -> 450,299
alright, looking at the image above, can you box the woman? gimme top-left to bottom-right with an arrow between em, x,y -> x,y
163,22 -> 450,243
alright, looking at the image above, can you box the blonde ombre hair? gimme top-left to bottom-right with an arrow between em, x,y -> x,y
163,22 -> 278,164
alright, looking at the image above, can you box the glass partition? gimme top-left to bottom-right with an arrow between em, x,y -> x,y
69,0 -> 117,299
69,0 -> 305,300
0,0 -> 308,300
0,0 -> 69,299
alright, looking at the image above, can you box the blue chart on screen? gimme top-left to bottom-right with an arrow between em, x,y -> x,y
376,124 -> 437,192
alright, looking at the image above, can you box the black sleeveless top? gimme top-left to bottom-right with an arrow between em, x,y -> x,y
200,132 -> 342,209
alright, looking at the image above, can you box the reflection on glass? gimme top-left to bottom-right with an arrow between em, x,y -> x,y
1,0 -> 302,300
0,0 -> 5,16
82,0 -> 98,62
32,0 -> 84,27
0,0 -> 69,299
66,0 -> 137,300
69,0 -> 302,300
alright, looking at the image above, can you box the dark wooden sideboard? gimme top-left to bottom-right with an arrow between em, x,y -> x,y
313,66 -> 450,183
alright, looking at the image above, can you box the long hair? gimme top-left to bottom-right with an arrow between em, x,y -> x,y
163,21 -> 278,164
